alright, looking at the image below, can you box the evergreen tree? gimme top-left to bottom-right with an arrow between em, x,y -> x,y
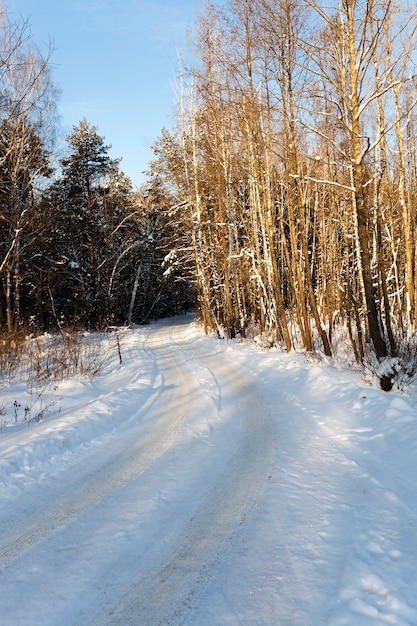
54,118 -> 120,326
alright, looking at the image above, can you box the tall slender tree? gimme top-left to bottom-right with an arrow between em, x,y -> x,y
154,0 -> 417,387
0,6 -> 56,330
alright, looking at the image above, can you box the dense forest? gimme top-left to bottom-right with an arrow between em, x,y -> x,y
0,6 -> 193,335
151,0 -> 417,390
1,0 -> 417,390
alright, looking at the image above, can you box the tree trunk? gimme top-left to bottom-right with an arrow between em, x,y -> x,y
346,0 -> 388,360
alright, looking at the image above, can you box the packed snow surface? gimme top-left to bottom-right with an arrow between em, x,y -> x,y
1,316 -> 417,625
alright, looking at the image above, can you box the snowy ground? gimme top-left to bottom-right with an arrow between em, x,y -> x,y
1,315 -> 417,625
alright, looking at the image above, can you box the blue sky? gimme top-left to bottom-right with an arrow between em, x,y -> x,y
6,0 -> 201,187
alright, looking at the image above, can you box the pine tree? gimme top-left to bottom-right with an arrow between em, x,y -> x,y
56,118 -> 120,326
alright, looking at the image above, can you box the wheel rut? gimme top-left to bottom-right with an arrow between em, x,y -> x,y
94,324 -> 276,625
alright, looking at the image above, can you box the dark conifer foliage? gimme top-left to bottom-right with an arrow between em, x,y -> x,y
27,122 -> 193,330
130,174 -> 196,324
46,118 -> 122,327
0,5 -> 195,334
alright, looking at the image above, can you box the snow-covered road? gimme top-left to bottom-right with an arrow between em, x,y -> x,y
0,318 -> 276,625
1,316 -> 417,625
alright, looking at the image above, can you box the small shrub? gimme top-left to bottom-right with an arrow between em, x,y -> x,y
0,327 -> 123,426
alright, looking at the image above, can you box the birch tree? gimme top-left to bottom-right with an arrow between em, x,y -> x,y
0,7 -> 56,330
304,0 -> 417,385
156,0 -> 417,386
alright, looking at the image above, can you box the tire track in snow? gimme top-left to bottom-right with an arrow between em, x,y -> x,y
94,323 -> 276,626
0,332 -> 192,569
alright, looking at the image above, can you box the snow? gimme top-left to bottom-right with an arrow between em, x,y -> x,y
1,315 -> 417,625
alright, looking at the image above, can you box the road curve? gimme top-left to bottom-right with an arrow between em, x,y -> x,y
0,318 -> 277,626
94,321 -> 276,625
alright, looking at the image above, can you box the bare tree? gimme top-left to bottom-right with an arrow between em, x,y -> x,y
0,7 -> 56,330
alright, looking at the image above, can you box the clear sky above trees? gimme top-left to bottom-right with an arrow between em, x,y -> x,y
6,0 -> 201,187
